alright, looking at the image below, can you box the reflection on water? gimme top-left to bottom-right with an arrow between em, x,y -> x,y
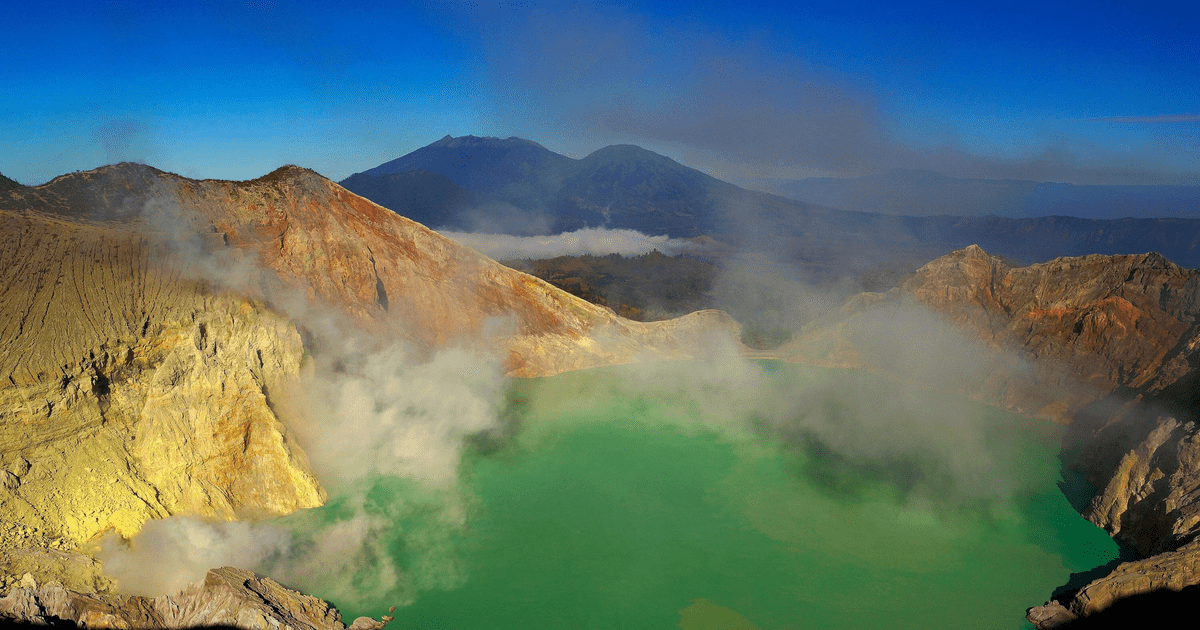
294,362 -> 1118,629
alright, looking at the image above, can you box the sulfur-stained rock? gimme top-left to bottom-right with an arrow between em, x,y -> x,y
0,210 -> 324,557
0,547 -> 111,595
4,163 -> 744,377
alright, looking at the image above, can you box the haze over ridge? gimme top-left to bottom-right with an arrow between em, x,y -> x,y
341,135 -> 1200,269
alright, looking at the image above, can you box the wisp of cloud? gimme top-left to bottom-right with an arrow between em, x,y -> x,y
439,227 -> 700,260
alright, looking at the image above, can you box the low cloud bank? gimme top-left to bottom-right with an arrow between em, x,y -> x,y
440,227 -> 699,260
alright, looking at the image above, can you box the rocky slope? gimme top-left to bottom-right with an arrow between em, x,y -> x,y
784,244 -> 1200,422
1028,537 -> 1200,627
0,163 -> 742,623
3,162 -> 742,376
0,567 -> 386,630
782,245 -> 1200,624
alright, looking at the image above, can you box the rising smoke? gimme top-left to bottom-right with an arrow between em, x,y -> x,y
96,194 -> 507,606
603,327 -> 1023,507
96,517 -> 292,597
97,184 -> 1051,612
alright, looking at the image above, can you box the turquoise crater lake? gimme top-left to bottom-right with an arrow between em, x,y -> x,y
298,361 -> 1118,629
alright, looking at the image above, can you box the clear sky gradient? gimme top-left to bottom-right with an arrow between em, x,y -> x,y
4,0 -> 1198,186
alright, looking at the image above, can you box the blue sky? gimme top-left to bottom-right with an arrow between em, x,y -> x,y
3,0 -> 1197,186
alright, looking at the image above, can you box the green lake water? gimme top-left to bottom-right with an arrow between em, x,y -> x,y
295,361 -> 1119,629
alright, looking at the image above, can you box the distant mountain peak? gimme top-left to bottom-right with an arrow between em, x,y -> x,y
585,143 -> 676,163
353,134 -> 573,191
428,134 -> 549,151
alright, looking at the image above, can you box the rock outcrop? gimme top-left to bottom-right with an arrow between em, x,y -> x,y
0,566 -> 388,630
1028,537 -> 1200,627
1081,413 -> 1200,556
0,162 -> 743,614
0,172 -> 20,191
784,244 -> 1200,423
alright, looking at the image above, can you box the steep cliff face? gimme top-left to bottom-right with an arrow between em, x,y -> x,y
906,246 -> 1199,397
0,163 -> 742,601
1087,415 -> 1200,552
882,247 -> 1200,557
0,208 -> 323,556
1030,537 -> 1200,626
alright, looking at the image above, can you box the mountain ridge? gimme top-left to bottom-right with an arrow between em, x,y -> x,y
341,136 -> 1200,268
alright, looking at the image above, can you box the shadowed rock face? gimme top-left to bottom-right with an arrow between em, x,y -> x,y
0,163 -> 742,606
1027,537 -> 1200,627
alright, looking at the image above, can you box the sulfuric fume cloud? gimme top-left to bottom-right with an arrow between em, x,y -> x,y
94,517 -> 292,597
97,195 -> 509,602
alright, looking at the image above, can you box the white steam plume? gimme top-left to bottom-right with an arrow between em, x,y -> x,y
279,342 -> 507,490
96,338 -> 505,601
96,194 -> 508,604
94,517 -> 292,597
